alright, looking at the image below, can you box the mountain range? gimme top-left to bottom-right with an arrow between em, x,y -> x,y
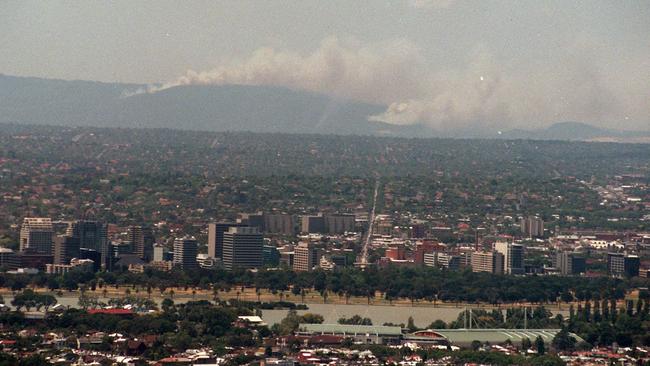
1,74 -> 647,142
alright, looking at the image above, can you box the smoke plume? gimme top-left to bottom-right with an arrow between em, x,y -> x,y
127,36 -> 648,131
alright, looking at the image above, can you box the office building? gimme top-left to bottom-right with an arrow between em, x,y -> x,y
17,249 -> 53,271
0,248 -> 20,271
20,217 -> 54,254
46,258 -> 94,275
222,227 -> 263,270
173,236 -> 198,270
423,252 -> 436,267
301,215 -> 326,234
153,243 -> 172,262
53,235 -> 80,265
237,212 -> 265,231
79,248 -> 102,272
280,251 -> 295,268
207,222 -> 248,259
67,220 -> 109,268
471,251 -> 504,274
554,251 -> 586,275
521,216 -> 544,238
127,226 -> 154,261
263,245 -> 280,266
385,245 -> 406,261
415,241 -> 444,264
424,252 -> 461,271
608,253 -> 640,278
293,242 -> 321,272
495,241 -> 524,274
376,220 -> 394,236
264,214 -> 294,235
324,214 -> 355,234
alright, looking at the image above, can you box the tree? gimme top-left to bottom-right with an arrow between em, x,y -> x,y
471,340 -> 482,351
535,336 -> 546,355
407,316 -> 418,332
427,320 -> 447,329
338,315 -> 372,325
299,313 -> 324,324
276,310 -> 301,335
552,328 -> 576,352
161,298 -> 174,313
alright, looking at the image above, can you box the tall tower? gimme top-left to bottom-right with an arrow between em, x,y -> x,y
53,235 -> 81,265
127,226 -> 155,261
293,242 -> 321,272
521,216 -> 544,238
207,222 -> 247,259
67,220 -> 109,268
173,236 -> 198,270
222,227 -> 263,270
20,218 -> 54,254
495,241 -> 524,274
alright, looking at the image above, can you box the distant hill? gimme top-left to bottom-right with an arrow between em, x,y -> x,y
0,74 -> 429,137
500,121 -> 650,143
1,74 -> 647,141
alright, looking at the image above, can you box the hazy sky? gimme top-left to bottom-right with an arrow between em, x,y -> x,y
2,0 -> 649,130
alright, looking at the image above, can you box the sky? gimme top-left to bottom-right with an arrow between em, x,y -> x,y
1,0 -> 649,131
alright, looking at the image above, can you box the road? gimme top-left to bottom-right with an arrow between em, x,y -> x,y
358,177 -> 379,268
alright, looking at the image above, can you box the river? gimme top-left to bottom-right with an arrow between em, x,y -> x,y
3,294 -> 569,327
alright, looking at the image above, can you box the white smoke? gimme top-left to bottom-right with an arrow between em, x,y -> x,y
126,36 -> 648,131
128,37 -> 428,105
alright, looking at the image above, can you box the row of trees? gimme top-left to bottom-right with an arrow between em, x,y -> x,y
567,298 -> 650,347
2,265 -> 647,305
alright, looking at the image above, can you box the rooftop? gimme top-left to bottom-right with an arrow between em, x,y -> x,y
407,329 -> 585,345
298,323 -> 403,336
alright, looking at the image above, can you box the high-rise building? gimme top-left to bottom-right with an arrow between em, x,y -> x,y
17,249 -> 53,271
53,235 -> 80,265
554,251 -> 586,275
264,214 -> 294,235
20,218 -> 54,254
521,216 -> 544,238
222,227 -> 263,270
127,226 -> 154,261
607,253 -> 640,278
424,252 -> 461,270
153,244 -> 165,262
0,248 -> 20,271
470,251 -> 504,274
324,214 -> 355,234
173,236 -> 198,270
293,242 -> 321,272
79,248 -> 102,272
414,240 -> 443,264
495,241 -> 524,274
237,212 -> 265,231
301,215 -> 326,234
207,222 -> 248,259
66,220 -> 109,268
263,244 -> 280,266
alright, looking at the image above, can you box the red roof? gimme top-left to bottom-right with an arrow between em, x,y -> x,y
87,308 -> 134,315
